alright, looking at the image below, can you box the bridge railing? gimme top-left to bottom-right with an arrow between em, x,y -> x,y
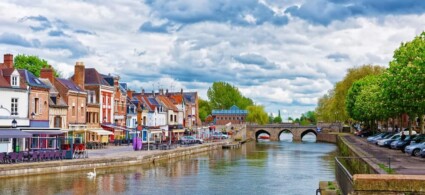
247,124 -> 317,128
335,157 -> 354,195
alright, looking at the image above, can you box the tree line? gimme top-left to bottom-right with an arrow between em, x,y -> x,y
315,32 -> 425,134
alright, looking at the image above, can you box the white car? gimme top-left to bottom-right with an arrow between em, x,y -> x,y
377,130 -> 416,146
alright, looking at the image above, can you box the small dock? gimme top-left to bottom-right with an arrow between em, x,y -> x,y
222,142 -> 241,149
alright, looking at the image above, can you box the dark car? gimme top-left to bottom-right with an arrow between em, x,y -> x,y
390,135 -> 416,151
355,129 -> 374,137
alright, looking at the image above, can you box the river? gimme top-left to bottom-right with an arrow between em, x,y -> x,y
0,133 -> 337,195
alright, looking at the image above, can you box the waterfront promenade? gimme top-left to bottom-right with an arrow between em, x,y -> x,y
0,142 -> 226,178
342,134 -> 425,175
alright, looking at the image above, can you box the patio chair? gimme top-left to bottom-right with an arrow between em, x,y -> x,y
0,153 -> 5,164
54,150 -> 60,160
9,152 -> 18,163
49,151 -> 55,160
17,152 -> 24,163
29,152 -> 38,162
61,150 -> 66,160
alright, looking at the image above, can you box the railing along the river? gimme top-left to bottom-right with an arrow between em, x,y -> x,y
335,157 -> 354,195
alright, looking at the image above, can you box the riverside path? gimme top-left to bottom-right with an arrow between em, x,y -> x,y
342,134 -> 425,175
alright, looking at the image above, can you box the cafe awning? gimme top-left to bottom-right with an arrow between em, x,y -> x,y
0,129 -> 32,138
20,128 -> 64,135
89,129 -> 114,136
171,129 -> 185,133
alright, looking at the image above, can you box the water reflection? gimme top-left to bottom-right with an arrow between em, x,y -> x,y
1,141 -> 336,195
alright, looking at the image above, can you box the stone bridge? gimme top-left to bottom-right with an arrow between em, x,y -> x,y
246,123 -> 342,141
246,124 -> 319,141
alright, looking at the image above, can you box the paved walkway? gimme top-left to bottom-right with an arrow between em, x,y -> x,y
342,135 -> 425,175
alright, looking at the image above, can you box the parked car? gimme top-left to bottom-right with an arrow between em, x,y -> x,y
390,135 -> 416,151
377,135 -> 401,147
355,129 -> 373,137
411,134 -> 425,144
371,133 -> 394,145
212,132 -> 229,139
404,142 -> 425,157
179,136 -> 203,144
420,148 -> 425,158
367,132 -> 391,143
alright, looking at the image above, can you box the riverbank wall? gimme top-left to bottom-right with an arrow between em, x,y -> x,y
317,133 -> 337,143
336,135 -> 425,194
336,135 -> 381,174
0,143 -> 224,179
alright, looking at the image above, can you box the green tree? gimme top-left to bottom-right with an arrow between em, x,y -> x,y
207,81 -> 253,110
246,105 -> 269,125
14,54 -> 61,77
198,98 -> 211,122
268,113 -> 274,124
385,32 -> 425,133
273,110 -> 282,123
315,65 -> 386,123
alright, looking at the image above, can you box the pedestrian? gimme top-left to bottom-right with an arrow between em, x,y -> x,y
401,131 -> 406,141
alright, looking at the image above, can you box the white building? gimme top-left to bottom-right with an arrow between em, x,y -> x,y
0,66 -> 31,153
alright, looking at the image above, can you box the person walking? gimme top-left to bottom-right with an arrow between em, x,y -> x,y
401,131 -> 406,141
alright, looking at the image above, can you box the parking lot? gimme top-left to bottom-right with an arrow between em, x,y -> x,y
344,135 -> 425,175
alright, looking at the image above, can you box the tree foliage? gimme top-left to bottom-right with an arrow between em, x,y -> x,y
207,81 -> 253,110
14,54 -> 61,77
246,105 -> 269,125
315,65 -> 386,122
198,98 -> 212,122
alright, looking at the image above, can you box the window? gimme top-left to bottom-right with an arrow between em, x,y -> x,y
174,115 -> 177,122
72,106 -> 76,116
81,106 -> 84,116
54,116 -> 62,128
11,76 -> 18,86
11,98 -> 18,115
87,91 -> 96,104
0,138 -> 10,143
170,114 -> 173,122
34,98 -> 39,114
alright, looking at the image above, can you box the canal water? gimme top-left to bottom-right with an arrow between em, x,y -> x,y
0,133 -> 337,195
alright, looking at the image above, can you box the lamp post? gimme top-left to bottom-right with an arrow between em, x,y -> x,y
12,119 -> 17,128
31,112 -> 35,120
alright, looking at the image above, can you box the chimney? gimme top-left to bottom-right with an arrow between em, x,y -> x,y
141,88 -> 145,95
181,88 -> 183,94
73,62 -> 85,90
114,76 -> 119,87
127,90 -> 133,99
152,90 -> 155,97
40,65 -> 55,84
166,89 -> 168,95
4,54 -> 13,68
159,89 -> 163,95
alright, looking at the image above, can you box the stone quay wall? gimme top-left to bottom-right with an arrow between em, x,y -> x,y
0,143 -> 224,179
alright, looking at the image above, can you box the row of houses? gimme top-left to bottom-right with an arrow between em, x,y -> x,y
0,54 -> 201,153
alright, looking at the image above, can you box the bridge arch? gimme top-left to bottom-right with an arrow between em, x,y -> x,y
255,129 -> 271,141
278,129 -> 294,141
300,129 -> 317,141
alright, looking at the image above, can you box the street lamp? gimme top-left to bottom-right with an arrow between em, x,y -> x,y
12,119 -> 17,128
31,112 -> 35,119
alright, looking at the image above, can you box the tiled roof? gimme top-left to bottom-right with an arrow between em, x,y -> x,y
0,68 -> 27,89
157,95 -> 179,112
84,68 -> 110,86
168,94 -> 183,104
101,74 -> 114,86
39,78 -> 58,95
56,78 -> 85,92
18,69 -> 49,89
0,75 -> 10,87
183,92 -> 197,104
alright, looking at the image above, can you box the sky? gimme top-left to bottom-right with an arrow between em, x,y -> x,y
1,0 -> 425,119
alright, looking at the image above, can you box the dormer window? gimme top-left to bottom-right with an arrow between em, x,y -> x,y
11,76 -> 18,87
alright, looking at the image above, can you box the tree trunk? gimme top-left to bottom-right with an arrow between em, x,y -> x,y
420,114 -> 424,134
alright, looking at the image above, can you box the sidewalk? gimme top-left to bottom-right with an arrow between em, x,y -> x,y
342,135 -> 425,175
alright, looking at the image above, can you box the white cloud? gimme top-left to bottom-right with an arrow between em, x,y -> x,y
1,1 -> 425,117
